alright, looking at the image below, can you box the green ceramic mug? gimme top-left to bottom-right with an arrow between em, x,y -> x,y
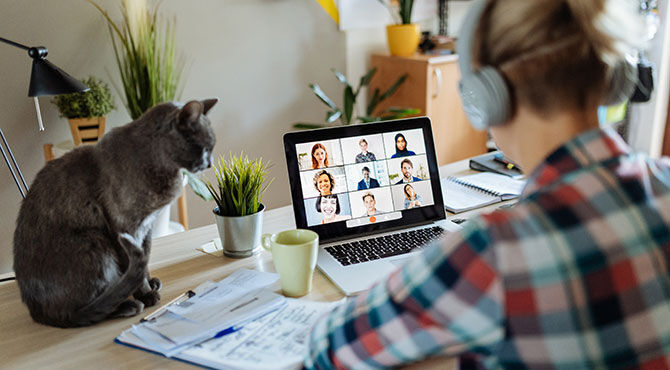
262,229 -> 319,297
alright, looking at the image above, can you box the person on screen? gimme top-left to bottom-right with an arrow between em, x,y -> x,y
355,138 -> 376,163
311,143 -> 329,169
403,184 -> 423,209
312,170 -> 335,196
315,194 -> 349,224
306,1 -> 670,369
390,133 -> 416,158
361,192 -> 381,217
357,167 -> 380,190
395,158 -> 421,184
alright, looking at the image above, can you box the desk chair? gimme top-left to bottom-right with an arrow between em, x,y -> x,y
43,141 -> 190,230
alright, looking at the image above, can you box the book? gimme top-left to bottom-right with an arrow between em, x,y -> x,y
469,151 -> 524,180
441,172 -> 526,213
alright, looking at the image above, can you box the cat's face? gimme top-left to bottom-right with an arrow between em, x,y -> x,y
174,99 -> 217,173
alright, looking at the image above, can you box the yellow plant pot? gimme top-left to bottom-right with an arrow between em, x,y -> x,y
386,24 -> 420,57
68,116 -> 106,146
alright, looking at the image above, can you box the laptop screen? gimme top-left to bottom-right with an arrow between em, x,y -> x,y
283,117 -> 445,243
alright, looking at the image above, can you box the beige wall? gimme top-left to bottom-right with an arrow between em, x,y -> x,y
0,0 -> 345,274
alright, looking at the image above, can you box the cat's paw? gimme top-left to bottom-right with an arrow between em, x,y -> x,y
136,289 -> 161,307
111,299 -> 145,318
148,277 -> 162,292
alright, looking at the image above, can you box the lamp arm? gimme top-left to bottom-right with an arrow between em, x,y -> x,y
0,127 -> 28,198
0,37 -> 30,51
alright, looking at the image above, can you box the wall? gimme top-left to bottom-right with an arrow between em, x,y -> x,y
0,0 -> 345,275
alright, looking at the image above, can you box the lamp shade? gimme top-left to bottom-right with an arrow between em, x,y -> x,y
28,58 -> 89,97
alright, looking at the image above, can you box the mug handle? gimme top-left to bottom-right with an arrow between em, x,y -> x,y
261,233 -> 272,251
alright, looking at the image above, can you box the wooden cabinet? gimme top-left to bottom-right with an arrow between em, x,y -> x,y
369,54 -> 488,165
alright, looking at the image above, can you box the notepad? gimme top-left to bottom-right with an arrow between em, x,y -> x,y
441,172 -> 526,213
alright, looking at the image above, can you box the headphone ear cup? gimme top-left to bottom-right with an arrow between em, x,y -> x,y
603,60 -> 637,106
459,66 -> 511,130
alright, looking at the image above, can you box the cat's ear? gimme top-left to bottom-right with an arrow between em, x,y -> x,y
202,98 -> 218,115
178,101 -> 204,133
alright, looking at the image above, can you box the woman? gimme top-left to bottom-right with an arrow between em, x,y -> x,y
306,0 -> 670,369
312,170 -> 334,196
311,143 -> 329,169
403,184 -> 423,209
390,133 -> 416,158
315,194 -> 349,224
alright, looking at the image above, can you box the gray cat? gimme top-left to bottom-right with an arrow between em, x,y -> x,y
13,99 -> 217,327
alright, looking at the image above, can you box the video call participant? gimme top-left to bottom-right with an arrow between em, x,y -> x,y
355,138 -> 376,163
311,143 -> 329,169
403,184 -> 423,209
312,170 -> 334,196
356,166 -> 380,190
395,158 -> 421,184
361,192 -> 381,217
390,133 -> 416,158
315,194 -> 348,224
306,0 -> 670,368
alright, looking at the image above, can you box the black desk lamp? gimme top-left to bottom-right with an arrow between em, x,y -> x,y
0,37 -> 89,198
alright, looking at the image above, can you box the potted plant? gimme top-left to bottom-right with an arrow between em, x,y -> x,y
378,0 -> 420,57
50,76 -> 115,146
205,153 -> 274,258
293,67 -> 419,129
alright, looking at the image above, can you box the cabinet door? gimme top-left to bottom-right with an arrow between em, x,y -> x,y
427,62 -> 487,165
369,55 -> 428,118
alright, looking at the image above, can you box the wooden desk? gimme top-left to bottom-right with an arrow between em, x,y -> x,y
0,160 -> 488,369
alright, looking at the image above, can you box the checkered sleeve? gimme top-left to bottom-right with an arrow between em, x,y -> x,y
305,221 -> 504,369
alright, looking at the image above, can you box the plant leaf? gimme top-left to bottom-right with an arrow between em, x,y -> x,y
379,73 -> 408,102
356,67 -> 377,97
309,83 -> 338,110
331,68 -> 348,85
183,170 -> 213,201
293,122 -> 330,129
326,110 -> 342,123
367,88 -> 381,116
343,85 -> 355,125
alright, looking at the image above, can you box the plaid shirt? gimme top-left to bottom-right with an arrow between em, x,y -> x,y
305,127 -> 670,369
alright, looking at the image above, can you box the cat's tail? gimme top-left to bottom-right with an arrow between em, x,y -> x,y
72,234 -> 147,326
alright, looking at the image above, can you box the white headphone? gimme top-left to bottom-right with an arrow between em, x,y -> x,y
457,0 -> 638,130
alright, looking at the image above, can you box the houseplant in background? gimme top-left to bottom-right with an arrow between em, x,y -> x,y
90,0 -> 201,234
88,0 -> 185,120
378,0 -> 419,56
50,76 -> 115,146
293,67 -> 419,129
205,153 -> 274,258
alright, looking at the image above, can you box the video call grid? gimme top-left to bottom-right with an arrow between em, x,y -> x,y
295,131 -> 435,225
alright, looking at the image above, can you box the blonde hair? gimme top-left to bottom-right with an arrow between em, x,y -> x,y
473,0 -> 644,115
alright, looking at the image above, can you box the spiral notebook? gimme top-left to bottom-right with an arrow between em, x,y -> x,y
441,172 -> 526,213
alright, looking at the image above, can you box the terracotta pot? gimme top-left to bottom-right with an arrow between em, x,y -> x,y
386,24 -> 420,57
68,116 -> 106,146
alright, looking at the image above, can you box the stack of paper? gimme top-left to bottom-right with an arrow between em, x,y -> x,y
128,269 -> 285,356
116,269 -> 342,369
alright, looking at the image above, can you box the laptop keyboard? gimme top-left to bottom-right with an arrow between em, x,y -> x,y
324,226 -> 446,266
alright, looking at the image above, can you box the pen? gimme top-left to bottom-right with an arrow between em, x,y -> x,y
140,290 -> 196,323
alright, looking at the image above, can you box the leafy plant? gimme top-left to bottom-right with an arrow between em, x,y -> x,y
88,0 -> 185,120
205,153 -> 274,217
51,76 -> 115,119
293,67 -> 419,129
378,0 -> 415,25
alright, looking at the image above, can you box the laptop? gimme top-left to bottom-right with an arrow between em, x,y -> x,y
283,117 -> 461,295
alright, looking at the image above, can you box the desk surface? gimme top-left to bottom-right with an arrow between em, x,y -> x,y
0,159 -> 496,369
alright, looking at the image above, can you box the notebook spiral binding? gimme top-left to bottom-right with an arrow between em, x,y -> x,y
446,176 -> 502,198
